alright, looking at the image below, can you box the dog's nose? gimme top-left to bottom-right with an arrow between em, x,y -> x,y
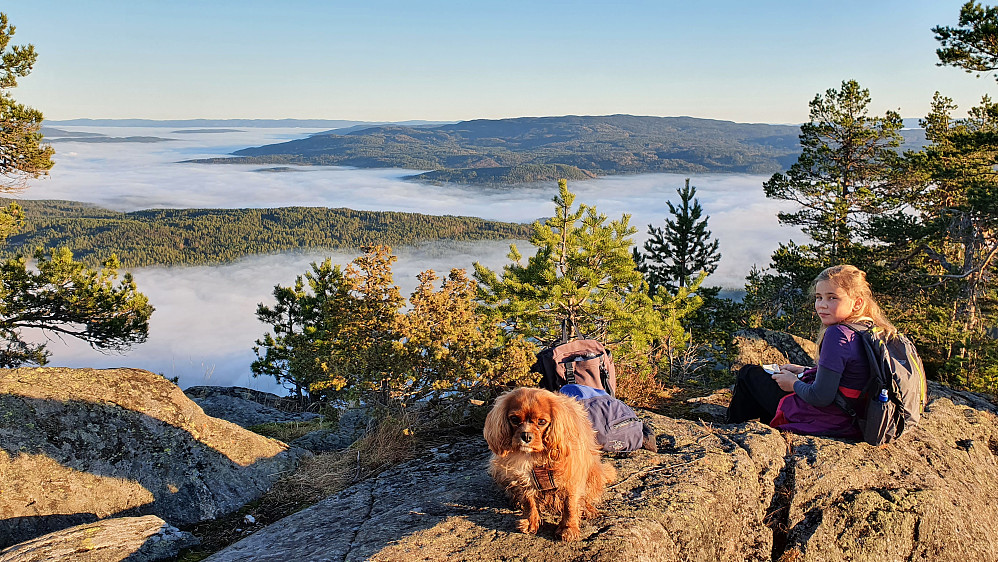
520,432 -> 533,444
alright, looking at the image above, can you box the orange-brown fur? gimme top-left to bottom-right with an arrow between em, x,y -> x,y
483,387 -> 616,541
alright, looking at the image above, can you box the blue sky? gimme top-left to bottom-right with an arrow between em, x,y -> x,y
3,0 -> 988,123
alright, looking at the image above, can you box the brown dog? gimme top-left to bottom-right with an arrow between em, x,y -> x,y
483,387 -> 616,541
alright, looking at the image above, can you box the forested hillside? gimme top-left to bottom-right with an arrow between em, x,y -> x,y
190,115 -> 805,182
1,199 -> 532,267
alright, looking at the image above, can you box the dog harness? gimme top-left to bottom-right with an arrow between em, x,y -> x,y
531,465 -> 557,491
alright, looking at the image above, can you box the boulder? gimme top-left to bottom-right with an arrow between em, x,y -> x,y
0,515 -> 196,562
732,328 -> 818,370
183,386 -> 301,410
290,407 -> 371,453
183,386 -> 321,428
205,382 -> 998,561
0,367 -> 306,549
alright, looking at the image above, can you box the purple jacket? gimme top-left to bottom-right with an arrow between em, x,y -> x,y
770,325 -> 869,438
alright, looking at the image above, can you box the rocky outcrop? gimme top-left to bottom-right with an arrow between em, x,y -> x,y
183,386 -> 321,428
0,368 -> 306,550
206,382 -> 998,562
775,381 -> 998,561
183,387 -> 372,453
0,515 -> 196,562
183,386 -> 303,410
732,328 -> 818,370
290,407 -> 371,453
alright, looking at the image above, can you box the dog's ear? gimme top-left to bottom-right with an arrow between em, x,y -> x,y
543,391 -> 591,462
542,392 -> 573,461
483,390 -> 514,456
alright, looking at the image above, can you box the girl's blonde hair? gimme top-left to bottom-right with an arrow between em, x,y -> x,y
814,264 -> 896,343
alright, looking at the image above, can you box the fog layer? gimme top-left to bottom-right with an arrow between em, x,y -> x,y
22,127 -> 804,392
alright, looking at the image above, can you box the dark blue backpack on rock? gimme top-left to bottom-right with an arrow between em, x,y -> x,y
559,384 -> 655,453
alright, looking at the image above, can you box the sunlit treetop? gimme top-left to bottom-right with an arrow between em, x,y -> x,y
934,1 -> 998,81
0,12 -> 54,193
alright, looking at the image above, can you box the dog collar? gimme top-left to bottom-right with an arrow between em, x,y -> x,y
531,465 -> 557,491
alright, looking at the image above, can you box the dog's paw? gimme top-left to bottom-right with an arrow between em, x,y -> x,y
557,525 -> 582,542
517,517 -> 539,535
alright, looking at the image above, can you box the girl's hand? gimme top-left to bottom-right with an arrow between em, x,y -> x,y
780,364 -> 806,375
771,371 -> 798,392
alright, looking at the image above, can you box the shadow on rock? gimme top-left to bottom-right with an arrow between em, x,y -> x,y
205,382 -> 998,562
0,368 -> 305,550
0,515 -> 197,562
206,416 -> 790,562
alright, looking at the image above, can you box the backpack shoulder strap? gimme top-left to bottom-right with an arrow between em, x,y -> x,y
842,321 -> 873,335
834,321 -> 879,419
834,391 -> 858,417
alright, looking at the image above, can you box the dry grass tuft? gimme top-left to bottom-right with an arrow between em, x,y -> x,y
275,410 -> 417,500
178,409 -> 418,561
615,364 -> 669,409
776,547 -> 804,562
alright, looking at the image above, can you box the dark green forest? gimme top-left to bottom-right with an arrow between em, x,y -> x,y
408,163 -> 597,185
0,199 -> 532,267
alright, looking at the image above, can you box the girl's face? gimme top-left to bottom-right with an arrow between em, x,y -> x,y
814,280 -> 862,326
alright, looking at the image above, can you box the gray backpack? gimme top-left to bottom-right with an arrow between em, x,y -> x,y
836,324 -> 928,445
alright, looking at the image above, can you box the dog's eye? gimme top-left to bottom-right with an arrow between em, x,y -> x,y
508,415 -> 521,426
537,419 -> 548,426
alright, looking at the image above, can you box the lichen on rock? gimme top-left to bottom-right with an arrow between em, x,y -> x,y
0,367 -> 305,550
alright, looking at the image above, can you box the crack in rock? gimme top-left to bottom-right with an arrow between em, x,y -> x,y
341,479 -> 377,562
765,448 -> 796,561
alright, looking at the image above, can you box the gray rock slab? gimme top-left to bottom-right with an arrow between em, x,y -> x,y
206,383 -> 998,561
0,367 -> 305,549
190,394 -> 321,428
291,408 -> 371,453
779,382 -> 998,561
207,416 -> 787,561
0,515 -> 197,562
733,328 -> 818,370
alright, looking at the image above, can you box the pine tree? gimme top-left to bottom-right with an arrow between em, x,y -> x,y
634,178 -> 720,295
253,247 -> 406,403
0,249 -> 153,367
763,80 -> 905,263
399,268 -> 534,399
254,251 -> 536,405
916,94 -> 998,334
252,258 -> 350,401
0,13 -> 54,236
880,93 -> 998,392
475,179 -> 703,390
345,245 -> 407,402
0,14 -> 150,366
934,2 -> 998,80
747,80 -> 907,338
925,3 -> 998,392
474,179 -> 658,345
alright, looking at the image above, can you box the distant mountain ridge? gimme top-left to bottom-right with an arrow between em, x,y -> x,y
206,114 -> 804,184
48,115 -> 926,186
44,118 -> 451,128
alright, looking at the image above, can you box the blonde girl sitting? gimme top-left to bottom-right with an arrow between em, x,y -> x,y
726,264 -> 896,437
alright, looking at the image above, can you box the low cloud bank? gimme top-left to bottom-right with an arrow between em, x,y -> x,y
32,240 -> 517,392
22,127 -> 806,391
